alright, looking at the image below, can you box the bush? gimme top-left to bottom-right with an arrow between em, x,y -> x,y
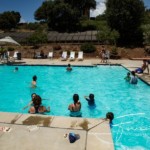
145,46 -> 150,54
110,47 -> 121,59
7,47 -> 15,51
53,45 -> 61,50
80,43 -> 96,53
111,47 -> 118,55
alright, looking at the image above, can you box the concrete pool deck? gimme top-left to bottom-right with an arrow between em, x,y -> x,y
0,112 -> 113,150
0,58 -> 150,150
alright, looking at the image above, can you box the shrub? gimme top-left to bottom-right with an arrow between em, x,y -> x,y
145,46 -> 150,54
80,43 -> 96,53
111,47 -> 118,56
53,45 -> 61,50
110,47 -> 121,59
7,47 -> 15,51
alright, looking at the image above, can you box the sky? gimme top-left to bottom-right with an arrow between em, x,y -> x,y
0,0 -> 150,22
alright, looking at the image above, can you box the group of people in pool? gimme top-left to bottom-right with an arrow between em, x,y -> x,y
124,60 -> 149,84
25,93 -> 95,117
124,71 -> 138,84
68,93 -> 95,117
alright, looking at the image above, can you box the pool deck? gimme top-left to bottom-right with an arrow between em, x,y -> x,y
0,58 -> 150,150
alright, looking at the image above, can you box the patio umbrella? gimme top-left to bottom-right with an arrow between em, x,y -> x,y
0,36 -> 20,46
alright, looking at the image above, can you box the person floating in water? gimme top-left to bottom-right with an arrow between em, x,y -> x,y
66,64 -> 72,71
135,60 -> 149,74
124,72 -> 131,82
14,67 -> 18,72
68,94 -> 82,117
84,94 -> 95,107
28,95 -> 50,114
31,75 -> 37,88
130,71 -> 138,85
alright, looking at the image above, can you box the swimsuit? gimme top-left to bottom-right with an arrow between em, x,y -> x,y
135,68 -> 143,74
34,105 -> 40,113
70,111 -> 82,117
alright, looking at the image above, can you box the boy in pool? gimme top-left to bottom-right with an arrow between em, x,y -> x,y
66,64 -> 72,71
130,71 -> 138,84
84,94 -> 95,106
124,72 -> 131,82
14,67 -> 18,72
31,75 -> 37,88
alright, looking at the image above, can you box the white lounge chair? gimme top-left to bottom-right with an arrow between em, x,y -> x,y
35,52 -> 41,59
13,51 -> 18,59
69,51 -> 75,61
61,51 -> 67,61
48,52 -> 53,59
77,51 -> 83,61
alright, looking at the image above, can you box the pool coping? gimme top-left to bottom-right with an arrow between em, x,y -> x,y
0,112 -> 114,150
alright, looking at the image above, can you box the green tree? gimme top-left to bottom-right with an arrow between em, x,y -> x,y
96,23 -> 119,45
141,24 -> 150,45
26,31 -> 48,45
64,0 -> 96,18
34,0 -> 96,32
35,1 -> 80,32
0,11 -> 21,31
105,0 -> 145,45
34,1 -> 54,22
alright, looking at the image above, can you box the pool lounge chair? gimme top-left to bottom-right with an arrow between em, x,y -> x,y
61,51 -> 67,61
77,51 -> 83,61
48,51 -> 53,59
35,52 -> 41,59
13,51 -> 18,59
69,51 -> 75,61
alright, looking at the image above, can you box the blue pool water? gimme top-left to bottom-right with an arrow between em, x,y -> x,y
0,65 -> 150,149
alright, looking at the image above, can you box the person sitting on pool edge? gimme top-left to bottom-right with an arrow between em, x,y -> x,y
29,95 -> 50,114
66,64 -> 72,71
135,60 -> 149,74
130,71 -> 138,85
124,72 -> 131,82
68,94 -> 82,117
84,94 -> 96,107
31,75 -> 37,88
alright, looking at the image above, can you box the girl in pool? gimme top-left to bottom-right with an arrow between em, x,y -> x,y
84,94 -> 95,107
31,75 -> 37,88
68,94 -> 82,117
22,93 -> 36,110
29,95 -> 50,114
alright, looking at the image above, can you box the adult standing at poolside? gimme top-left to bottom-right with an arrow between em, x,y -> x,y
68,94 -> 82,117
100,46 -> 106,63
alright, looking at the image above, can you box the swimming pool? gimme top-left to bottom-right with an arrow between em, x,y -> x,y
0,65 -> 150,149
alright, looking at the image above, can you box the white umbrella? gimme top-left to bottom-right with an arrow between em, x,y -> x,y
0,36 -> 20,46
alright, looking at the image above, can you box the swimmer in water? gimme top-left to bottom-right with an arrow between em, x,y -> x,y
31,75 -> 37,88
